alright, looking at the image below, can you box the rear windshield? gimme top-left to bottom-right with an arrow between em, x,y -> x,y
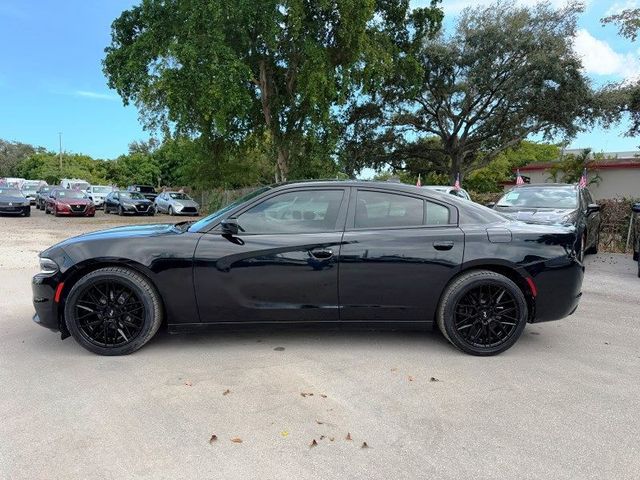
92,186 -> 112,193
497,188 -> 577,209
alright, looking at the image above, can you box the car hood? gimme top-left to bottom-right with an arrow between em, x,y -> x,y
172,199 -> 199,207
58,198 -> 92,205
0,195 -> 27,203
493,206 -> 577,225
41,223 -> 177,257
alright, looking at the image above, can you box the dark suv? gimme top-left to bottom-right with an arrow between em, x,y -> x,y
127,185 -> 157,202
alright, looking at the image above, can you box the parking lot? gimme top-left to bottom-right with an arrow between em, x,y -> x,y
1,208 -> 639,480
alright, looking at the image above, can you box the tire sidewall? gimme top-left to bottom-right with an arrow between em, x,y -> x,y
440,274 -> 528,356
64,269 -> 159,355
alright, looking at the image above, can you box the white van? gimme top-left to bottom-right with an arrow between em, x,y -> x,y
60,178 -> 90,191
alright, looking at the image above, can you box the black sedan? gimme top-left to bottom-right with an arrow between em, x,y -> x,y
0,187 -> 31,216
32,181 -> 584,356
35,185 -> 53,210
490,184 -> 601,261
104,190 -> 155,216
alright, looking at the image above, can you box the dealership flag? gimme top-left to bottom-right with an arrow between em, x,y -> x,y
516,169 -> 525,185
578,168 -> 587,188
416,174 -> 421,187
454,173 -> 461,190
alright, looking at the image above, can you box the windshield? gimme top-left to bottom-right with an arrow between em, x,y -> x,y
0,188 -> 22,197
189,186 -> 272,232
22,186 -> 38,193
57,190 -> 87,199
38,187 -> 51,193
133,186 -> 155,193
121,192 -> 146,200
92,186 -> 112,193
497,188 -> 577,209
169,192 -> 191,200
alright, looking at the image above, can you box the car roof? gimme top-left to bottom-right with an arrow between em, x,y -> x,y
511,183 -> 578,190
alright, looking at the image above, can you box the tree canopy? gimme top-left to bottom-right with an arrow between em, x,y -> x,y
103,0 -> 443,182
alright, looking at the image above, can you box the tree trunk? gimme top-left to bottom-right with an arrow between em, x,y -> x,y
450,153 -> 464,184
276,146 -> 289,182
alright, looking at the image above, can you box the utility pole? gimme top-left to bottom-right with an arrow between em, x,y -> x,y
58,132 -> 63,171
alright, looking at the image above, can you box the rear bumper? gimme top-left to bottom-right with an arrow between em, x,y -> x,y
529,258 -> 584,323
32,274 -> 60,331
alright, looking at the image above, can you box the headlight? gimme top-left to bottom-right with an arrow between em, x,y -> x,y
39,258 -> 59,275
23,200 -> 31,206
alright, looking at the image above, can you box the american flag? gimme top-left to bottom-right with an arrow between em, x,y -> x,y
453,173 -> 461,190
416,174 -> 421,187
516,169 -> 525,185
578,168 -> 587,188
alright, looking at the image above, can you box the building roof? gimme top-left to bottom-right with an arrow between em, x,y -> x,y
519,157 -> 640,172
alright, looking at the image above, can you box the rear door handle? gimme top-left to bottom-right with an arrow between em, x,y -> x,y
309,248 -> 333,259
433,241 -> 454,251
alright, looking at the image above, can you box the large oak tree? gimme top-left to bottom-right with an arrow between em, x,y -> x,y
103,0 -> 443,182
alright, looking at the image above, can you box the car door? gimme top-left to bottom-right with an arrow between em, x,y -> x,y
193,187 -> 349,323
339,188 -> 464,322
157,193 -> 167,212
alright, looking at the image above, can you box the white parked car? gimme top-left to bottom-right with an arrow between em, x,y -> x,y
421,185 -> 472,201
60,178 -> 90,191
85,185 -> 114,209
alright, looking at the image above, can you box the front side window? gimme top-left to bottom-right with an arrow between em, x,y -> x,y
237,189 -> 345,234
355,191 -> 424,228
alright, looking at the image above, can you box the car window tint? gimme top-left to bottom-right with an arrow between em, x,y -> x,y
426,201 -> 450,225
237,190 -> 344,233
355,191 -> 424,228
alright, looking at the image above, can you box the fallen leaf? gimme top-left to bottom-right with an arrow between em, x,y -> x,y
408,376 -> 414,382
390,368 -> 398,372
315,419 -> 324,425
301,392 -> 314,398
184,381 -> 193,387
209,434 -> 218,444
319,435 -> 326,440
346,432 -> 352,441
280,431 -> 289,438
310,439 -> 318,448
231,437 -> 243,443
319,394 -> 327,398
223,389 -> 231,396
361,442 -> 369,449
429,377 -> 440,382
604,342 -> 610,345
329,437 -> 335,442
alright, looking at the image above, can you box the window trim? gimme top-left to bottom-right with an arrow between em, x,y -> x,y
207,187 -> 350,236
345,187 -> 458,231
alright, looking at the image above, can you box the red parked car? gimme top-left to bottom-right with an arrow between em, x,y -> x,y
45,188 -> 95,217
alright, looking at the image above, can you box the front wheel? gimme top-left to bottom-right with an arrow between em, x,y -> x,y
64,267 -> 163,355
168,206 -> 174,216
118,206 -> 124,216
437,270 -> 528,356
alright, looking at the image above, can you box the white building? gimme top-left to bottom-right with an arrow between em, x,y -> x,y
506,150 -> 640,200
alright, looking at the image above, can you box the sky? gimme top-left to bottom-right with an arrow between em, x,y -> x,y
0,0 -> 639,160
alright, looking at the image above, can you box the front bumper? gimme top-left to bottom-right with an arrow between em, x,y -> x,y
32,273 -> 61,331
0,205 -> 30,215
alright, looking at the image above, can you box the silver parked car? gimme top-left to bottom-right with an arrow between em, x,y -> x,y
154,191 -> 200,216
421,185 -> 472,201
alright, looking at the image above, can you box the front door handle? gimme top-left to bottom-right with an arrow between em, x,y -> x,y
433,241 -> 454,251
309,248 -> 333,260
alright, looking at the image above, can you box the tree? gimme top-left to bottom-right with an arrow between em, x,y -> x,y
547,148 -> 602,186
103,0 -> 443,182
0,140 -> 45,176
346,1 -> 592,181
600,9 -> 640,136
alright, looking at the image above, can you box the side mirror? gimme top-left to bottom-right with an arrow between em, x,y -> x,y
485,202 -> 496,209
221,217 -> 240,235
633,203 -> 640,213
587,203 -> 601,214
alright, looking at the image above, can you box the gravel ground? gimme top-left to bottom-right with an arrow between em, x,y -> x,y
1,208 -> 639,480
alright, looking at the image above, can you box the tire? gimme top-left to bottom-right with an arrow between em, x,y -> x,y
54,207 -> 60,217
118,206 -> 124,216
64,267 -> 163,355
45,205 -> 50,214
168,206 -> 174,216
637,257 -> 640,278
586,229 -> 599,255
23,209 -> 30,217
437,270 -> 528,356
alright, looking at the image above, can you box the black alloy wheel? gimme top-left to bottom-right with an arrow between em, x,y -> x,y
64,267 -> 163,355
438,270 -> 528,356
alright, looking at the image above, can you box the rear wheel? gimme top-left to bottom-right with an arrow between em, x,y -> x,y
64,267 -> 163,355
437,270 -> 528,356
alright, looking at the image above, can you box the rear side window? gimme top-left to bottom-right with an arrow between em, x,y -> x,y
426,201 -> 450,225
355,191 -> 424,228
